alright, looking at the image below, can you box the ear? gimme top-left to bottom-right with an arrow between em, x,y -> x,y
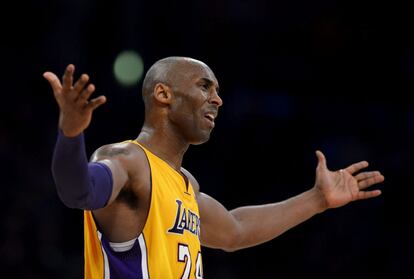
153,83 -> 172,105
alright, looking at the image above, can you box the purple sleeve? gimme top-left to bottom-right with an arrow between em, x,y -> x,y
51,130 -> 113,210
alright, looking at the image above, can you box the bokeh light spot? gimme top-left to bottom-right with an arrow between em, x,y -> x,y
113,50 -> 144,86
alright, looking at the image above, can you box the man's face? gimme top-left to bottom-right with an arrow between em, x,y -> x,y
168,62 -> 223,145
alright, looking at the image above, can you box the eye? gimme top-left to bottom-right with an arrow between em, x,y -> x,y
200,83 -> 209,91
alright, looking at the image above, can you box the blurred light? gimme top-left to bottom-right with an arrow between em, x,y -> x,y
113,50 -> 144,86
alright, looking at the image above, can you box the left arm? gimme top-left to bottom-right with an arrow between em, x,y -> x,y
198,189 -> 325,252
188,150 -> 384,252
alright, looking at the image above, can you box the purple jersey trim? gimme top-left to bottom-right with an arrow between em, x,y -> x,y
100,234 -> 149,279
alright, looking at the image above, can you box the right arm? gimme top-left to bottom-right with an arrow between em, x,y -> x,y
51,131 -> 129,209
45,64 -> 128,210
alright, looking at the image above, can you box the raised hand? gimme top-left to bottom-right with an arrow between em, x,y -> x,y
44,64 -> 106,137
314,150 -> 384,210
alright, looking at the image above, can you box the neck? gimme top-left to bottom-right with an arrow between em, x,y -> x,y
136,124 -> 189,171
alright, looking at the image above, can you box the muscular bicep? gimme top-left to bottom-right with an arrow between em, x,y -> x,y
198,192 -> 242,251
90,145 -> 130,205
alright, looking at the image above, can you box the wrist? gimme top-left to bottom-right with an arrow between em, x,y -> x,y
58,129 -> 84,141
307,187 -> 328,214
58,113 -> 84,137
60,129 -> 83,138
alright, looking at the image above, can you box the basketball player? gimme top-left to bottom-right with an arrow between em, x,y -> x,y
44,57 -> 384,279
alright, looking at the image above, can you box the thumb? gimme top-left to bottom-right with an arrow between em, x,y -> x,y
315,150 -> 327,170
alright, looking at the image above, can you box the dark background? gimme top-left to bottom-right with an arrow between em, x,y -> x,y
1,0 -> 414,278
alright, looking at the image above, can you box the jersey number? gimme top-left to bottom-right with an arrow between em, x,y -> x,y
178,244 -> 203,279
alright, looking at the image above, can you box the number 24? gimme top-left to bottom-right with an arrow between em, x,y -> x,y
178,244 -> 203,279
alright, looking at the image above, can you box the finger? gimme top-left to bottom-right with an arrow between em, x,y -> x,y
43,72 -> 62,94
345,161 -> 369,175
355,171 -> 381,181
358,174 -> 385,189
73,74 -> 90,95
315,150 -> 327,170
356,190 -> 382,200
86,96 -> 107,111
77,84 -> 95,104
62,64 -> 75,91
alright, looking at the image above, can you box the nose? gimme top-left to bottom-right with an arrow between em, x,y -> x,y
209,90 -> 223,107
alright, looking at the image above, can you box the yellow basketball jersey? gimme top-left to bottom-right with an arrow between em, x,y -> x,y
84,141 -> 203,279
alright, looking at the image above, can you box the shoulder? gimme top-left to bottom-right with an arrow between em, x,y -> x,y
91,141 -> 152,204
91,141 -> 146,162
90,141 -> 150,176
181,167 -> 200,195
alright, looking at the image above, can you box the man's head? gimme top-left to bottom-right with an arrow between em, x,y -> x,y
142,57 -> 223,144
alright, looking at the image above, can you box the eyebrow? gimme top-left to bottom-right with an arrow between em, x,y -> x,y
200,78 -> 220,93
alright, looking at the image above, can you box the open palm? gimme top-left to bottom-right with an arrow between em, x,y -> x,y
43,64 -> 106,137
314,150 -> 384,209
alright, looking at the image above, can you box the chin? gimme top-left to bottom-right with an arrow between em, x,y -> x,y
189,133 -> 211,145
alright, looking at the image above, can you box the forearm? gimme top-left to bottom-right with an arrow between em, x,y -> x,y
51,130 -> 113,209
229,188 -> 326,251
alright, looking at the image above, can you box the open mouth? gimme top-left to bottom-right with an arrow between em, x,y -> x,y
204,113 -> 216,127
205,114 -> 215,122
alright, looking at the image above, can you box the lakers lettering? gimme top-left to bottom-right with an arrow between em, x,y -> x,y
168,199 -> 200,237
